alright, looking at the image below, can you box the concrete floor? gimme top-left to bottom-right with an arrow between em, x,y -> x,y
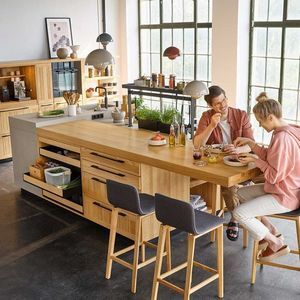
0,161 -> 299,299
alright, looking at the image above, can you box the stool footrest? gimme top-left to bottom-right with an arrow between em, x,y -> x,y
290,249 -> 300,255
256,260 -> 300,271
190,273 -> 220,294
114,245 -> 135,257
157,278 -> 184,295
193,261 -> 218,273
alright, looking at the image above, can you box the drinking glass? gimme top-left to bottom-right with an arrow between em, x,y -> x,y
193,146 -> 207,167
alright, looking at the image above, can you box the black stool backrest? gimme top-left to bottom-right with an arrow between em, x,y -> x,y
155,193 -> 198,235
106,179 -> 143,215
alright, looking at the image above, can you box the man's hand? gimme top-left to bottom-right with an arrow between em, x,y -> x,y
210,113 -> 221,128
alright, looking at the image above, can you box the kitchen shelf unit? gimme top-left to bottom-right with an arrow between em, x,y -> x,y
122,83 -> 196,138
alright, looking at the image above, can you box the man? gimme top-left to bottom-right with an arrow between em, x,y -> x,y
194,85 -> 254,241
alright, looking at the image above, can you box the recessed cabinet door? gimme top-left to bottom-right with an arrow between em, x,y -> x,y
35,63 -> 53,104
0,135 -> 11,159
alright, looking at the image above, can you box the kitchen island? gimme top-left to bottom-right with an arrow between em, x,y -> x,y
21,119 -> 260,242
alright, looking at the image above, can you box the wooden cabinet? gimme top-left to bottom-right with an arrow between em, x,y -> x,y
35,63 -> 53,105
81,147 -> 141,239
0,103 -> 37,160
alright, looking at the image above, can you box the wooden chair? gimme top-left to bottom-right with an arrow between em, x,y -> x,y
151,193 -> 224,300
251,209 -> 300,284
105,180 -> 171,294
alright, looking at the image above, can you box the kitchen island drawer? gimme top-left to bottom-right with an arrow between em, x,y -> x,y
23,173 -> 81,199
82,172 -> 109,204
81,148 -> 140,176
81,159 -> 140,189
84,195 -> 136,240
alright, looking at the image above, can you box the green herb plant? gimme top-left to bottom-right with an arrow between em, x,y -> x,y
135,107 -> 161,121
160,107 -> 181,124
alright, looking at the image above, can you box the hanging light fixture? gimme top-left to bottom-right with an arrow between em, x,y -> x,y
85,0 -> 114,69
163,46 -> 181,60
162,4 -> 181,60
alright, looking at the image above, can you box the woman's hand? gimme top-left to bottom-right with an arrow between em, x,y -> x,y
223,144 -> 238,155
234,137 -> 255,149
238,153 -> 258,163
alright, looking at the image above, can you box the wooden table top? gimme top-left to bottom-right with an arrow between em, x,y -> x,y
37,120 -> 261,187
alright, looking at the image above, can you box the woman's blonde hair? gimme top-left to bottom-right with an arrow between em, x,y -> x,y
253,92 -> 282,120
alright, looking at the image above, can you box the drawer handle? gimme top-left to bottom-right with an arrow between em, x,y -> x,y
91,177 -> 106,184
41,103 -> 53,107
1,106 -> 29,112
91,165 -> 125,177
92,201 -> 111,211
119,212 -> 126,217
90,152 -> 125,164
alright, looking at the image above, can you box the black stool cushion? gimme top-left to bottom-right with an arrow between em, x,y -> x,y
155,193 -> 224,235
106,179 -> 155,215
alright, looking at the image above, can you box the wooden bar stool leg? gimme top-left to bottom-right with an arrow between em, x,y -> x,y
141,243 -> 146,262
210,198 -> 217,243
251,240 -> 259,284
131,216 -> 142,294
165,226 -> 172,271
243,228 -> 249,248
296,217 -> 300,259
105,208 -> 119,279
216,226 -> 224,298
184,234 -> 196,300
151,225 -> 167,300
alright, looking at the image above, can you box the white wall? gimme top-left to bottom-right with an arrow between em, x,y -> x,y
0,0 -> 102,61
211,0 -> 250,110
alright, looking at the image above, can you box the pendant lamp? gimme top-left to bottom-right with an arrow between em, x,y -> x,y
183,81 -> 209,99
163,46 -> 181,60
85,0 -> 114,69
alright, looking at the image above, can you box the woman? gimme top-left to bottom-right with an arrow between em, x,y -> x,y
233,92 -> 300,262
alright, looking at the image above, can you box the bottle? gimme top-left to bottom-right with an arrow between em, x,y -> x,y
169,124 -> 175,147
179,120 -> 186,146
171,115 -> 179,144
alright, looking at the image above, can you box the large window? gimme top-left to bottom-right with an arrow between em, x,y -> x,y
249,0 -> 300,143
138,0 -> 212,122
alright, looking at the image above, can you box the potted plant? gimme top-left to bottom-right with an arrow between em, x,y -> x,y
158,107 -> 181,134
135,107 -> 161,131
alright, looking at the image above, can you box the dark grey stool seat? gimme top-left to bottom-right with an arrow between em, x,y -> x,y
152,193 -> 225,299
251,207 -> 300,284
105,180 -> 171,294
106,179 -> 155,215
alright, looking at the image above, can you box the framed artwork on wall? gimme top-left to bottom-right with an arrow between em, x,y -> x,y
45,17 -> 73,58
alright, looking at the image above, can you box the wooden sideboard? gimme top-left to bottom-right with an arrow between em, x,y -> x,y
23,120 -> 260,241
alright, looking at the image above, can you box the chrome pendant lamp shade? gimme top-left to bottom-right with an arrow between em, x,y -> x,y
183,81 -> 209,99
163,46 -> 181,60
85,48 -> 114,69
96,33 -> 113,48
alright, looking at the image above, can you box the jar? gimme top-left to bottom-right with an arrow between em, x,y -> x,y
177,81 -> 185,91
152,73 -> 158,88
158,74 -> 165,88
169,74 -> 176,89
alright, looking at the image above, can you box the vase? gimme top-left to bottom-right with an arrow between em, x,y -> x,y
56,48 -> 69,59
70,45 -> 80,59
68,104 -> 77,116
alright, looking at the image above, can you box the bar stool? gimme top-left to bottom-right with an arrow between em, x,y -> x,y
151,193 -> 225,300
105,180 -> 171,293
251,208 -> 300,284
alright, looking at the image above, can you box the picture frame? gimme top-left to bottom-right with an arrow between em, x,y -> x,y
45,17 -> 73,58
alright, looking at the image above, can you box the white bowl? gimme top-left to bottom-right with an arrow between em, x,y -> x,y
210,144 -> 224,154
223,156 -> 248,167
148,139 -> 167,146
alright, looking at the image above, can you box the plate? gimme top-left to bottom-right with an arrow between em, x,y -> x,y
223,155 -> 248,167
210,144 -> 224,154
148,139 -> 167,146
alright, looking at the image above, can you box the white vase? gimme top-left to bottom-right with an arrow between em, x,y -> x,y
68,105 -> 77,116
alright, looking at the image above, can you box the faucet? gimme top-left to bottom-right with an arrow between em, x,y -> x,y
95,86 -> 108,109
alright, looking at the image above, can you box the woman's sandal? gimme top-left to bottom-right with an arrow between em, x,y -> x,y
258,245 -> 290,262
226,221 -> 239,241
258,233 -> 282,251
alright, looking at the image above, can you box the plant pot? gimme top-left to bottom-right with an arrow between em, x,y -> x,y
157,121 -> 171,134
138,119 -> 158,132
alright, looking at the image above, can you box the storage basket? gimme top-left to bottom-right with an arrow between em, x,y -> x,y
44,166 -> 71,187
